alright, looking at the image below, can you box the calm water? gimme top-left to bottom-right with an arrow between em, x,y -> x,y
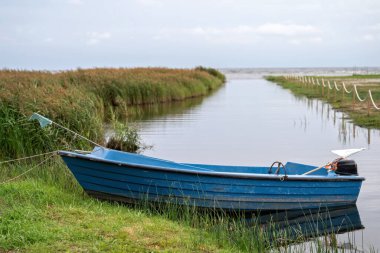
134,73 -> 380,250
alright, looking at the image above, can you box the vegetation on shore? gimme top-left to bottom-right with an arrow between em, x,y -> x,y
1,69 -> 373,252
266,74 -> 380,129
0,159 -> 368,252
0,66 -> 233,252
0,67 -> 225,159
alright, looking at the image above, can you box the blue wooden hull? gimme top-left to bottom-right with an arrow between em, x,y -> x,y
58,148 -> 364,211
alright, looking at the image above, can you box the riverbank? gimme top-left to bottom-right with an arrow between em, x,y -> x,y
1,159 -> 362,252
1,72 -> 376,252
0,161 -> 236,252
0,67 -> 236,251
0,67 -> 225,159
266,74 -> 380,129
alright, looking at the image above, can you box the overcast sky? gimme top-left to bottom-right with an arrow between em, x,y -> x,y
1,0 -> 380,70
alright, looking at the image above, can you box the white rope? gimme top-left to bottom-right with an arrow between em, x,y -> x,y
327,80 -> 333,90
368,90 -> 380,110
354,85 -> 367,102
316,79 -> 320,86
0,150 -> 58,165
342,82 -> 352,93
334,81 -> 340,91
0,152 -> 57,185
51,122 -> 105,148
321,79 -> 326,87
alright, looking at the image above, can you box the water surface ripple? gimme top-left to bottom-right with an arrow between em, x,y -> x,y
135,74 -> 380,250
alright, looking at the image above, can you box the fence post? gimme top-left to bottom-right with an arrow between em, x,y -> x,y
327,81 -> 330,99
352,91 -> 355,110
322,83 -> 324,96
367,90 -> 371,116
334,83 -> 336,100
342,84 -> 345,101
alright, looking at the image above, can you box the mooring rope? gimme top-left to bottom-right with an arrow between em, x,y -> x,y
0,150 -> 58,165
0,152 -> 57,185
354,85 -> 367,102
51,121 -> 105,148
368,90 -> 380,110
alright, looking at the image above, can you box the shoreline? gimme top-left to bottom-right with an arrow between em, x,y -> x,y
266,74 -> 380,129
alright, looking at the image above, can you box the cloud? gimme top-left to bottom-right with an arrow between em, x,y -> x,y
43,37 -> 54,43
256,23 -> 320,36
156,23 -> 322,45
86,32 -> 111,45
67,0 -> 84,5
359,24 -> 380,42
367,23 -> 380,31
135,0 -> 163,7
361,34 -> 380,42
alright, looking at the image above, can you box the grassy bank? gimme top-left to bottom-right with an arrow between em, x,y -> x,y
0,159 -> 270,252
0,159 -> 367,252
1,69 -> 372,252
266,75 -> 380,129
0,164 -> 228,252
0,67 -> 225,159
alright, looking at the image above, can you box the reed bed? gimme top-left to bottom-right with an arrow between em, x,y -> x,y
0,67 -> 225,159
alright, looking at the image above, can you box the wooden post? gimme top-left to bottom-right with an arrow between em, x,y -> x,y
352,91 -> 355,110
333,82 -> 336,101
327,81 -> 330,98
322,83 -> 324,96
342,86 -> 345,101
367,96 -> 371,116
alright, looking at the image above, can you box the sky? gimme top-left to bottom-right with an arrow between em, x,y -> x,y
1,0 -> 380,70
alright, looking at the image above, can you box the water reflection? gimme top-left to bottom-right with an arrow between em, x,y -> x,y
255,205 -> 363,249
134,76 -> 380,249
127,90 -> 224,121
293,96 -> 374,145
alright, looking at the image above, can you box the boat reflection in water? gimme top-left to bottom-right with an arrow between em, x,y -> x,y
252,205 -> 363,250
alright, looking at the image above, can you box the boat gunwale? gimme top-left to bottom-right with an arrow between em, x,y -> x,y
58,150 -> 365,182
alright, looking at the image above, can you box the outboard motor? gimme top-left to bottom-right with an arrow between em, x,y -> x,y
335,160 -> 358,176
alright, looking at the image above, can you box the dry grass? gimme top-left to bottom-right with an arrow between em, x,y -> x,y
0,67 -> 225,158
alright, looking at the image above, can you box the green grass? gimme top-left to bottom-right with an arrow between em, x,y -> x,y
325,74 -> 380,79
266,75 -> 380,129
0,160 -> 258,252
0,159 -> 374,252
1,70 -> 377,252
0,181 -> 225,252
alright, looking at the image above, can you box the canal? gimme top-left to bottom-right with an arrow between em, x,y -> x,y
134,71 -> 380,250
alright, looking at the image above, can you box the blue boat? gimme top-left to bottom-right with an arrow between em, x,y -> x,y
58,147 -> 365,211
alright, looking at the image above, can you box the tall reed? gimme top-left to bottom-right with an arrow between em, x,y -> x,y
0,67 -> 225,159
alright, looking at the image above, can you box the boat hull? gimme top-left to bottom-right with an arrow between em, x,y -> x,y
59,150 -> 364,211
